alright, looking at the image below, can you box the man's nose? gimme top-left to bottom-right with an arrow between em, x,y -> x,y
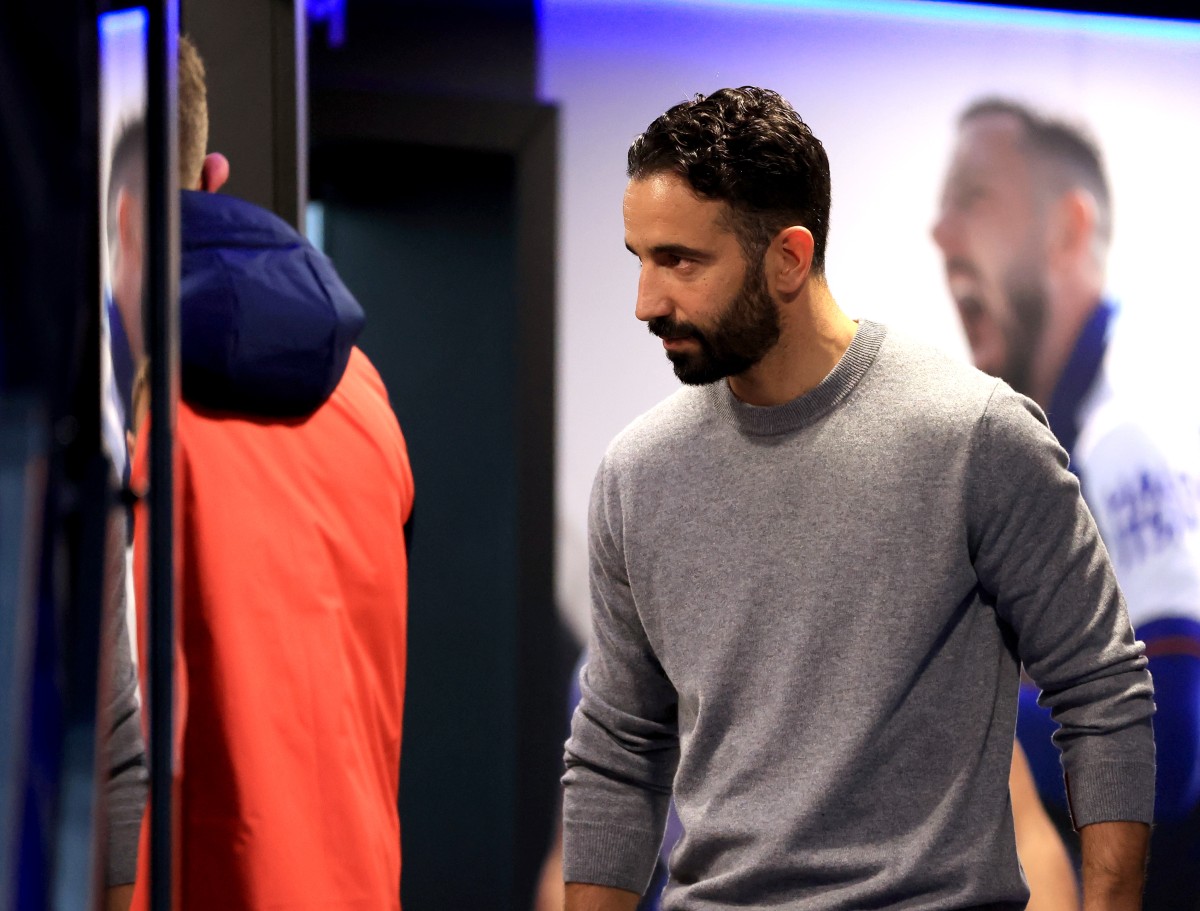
634,268 -> 671,322
931,207 -> 958,255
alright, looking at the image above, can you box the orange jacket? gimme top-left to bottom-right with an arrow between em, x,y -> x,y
132,347 -> 412,910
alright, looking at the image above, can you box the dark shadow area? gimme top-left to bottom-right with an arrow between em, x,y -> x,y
312,133 -> 570,910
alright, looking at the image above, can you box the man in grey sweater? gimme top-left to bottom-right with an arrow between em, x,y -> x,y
562,87 -> 1156,911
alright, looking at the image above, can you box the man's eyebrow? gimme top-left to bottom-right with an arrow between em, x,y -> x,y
625,242 -> 712,260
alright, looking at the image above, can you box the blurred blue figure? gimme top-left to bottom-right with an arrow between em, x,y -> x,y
935,98 -> 1200,908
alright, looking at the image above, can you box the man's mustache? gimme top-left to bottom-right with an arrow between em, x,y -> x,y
648,317 -> 702,341
943,255 -> 981,282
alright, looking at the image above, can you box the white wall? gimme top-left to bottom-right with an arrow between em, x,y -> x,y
540,0 -> 1200,640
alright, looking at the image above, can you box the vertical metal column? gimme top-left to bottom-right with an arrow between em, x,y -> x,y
146,3 -> 180,909
272,0 -> 307,230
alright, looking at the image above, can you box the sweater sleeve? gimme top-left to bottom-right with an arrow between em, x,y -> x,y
104,507 -> 148,885
561,455 -> 679,895
967,383 -> 1156,827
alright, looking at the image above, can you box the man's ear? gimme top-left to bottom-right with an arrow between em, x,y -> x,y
199,152 -> 230,193
1049,188 -> 1096,261
772,225 -> 815,295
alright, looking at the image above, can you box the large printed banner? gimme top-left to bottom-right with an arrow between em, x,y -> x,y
99,7 -> 148,479
540,0 -> 1200,640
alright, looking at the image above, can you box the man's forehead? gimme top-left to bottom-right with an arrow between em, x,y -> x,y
960,113 -> 1025,158
946,114 -> 1028,182
625,171 -> 699,204
623,173 -> 731,228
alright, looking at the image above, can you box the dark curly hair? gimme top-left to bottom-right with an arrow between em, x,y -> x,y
627,86 -> 831,274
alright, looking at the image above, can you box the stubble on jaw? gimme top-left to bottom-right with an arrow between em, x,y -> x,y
994,266 -> 1049,400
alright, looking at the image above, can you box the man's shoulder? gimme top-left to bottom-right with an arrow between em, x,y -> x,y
865,326 -> 1003,426
874,326 -> 992,389
335,347 -> 393,411
327,347 -> 410,460
602,386 -> 712,468
1072,327 -> 1200,619
1073,343 -> 1200,534
177,345 -> 412,513
1075,316 -> 1200,476
179,346 -> 406,457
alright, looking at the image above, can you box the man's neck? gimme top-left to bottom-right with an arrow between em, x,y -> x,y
1028,288 -> 1105,408
728,282 -> 858,407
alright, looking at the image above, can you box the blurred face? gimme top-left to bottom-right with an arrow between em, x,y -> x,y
111,185 -> 146,361
932,114 -> 1050,396
624,172 -> 779,385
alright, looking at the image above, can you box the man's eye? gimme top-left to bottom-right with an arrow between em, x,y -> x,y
955,186 -> 986,209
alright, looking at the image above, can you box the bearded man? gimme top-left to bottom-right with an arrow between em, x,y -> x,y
561,86 -> 1155,911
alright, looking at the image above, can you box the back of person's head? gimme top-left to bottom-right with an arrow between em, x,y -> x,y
178,34 -> 208,190
106,117 -> 147,250
627,86 -> 832,274
960,97 -> 1111,247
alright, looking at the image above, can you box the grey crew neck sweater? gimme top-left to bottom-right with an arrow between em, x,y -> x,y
563,320 -> 1155,910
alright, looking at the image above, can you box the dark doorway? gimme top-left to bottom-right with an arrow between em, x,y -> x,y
310,95 -> 566,911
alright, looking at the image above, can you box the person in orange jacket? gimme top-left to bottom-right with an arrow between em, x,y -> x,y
126,36 -> 413,910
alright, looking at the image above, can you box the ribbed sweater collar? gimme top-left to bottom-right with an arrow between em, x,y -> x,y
711,320 -> 887,436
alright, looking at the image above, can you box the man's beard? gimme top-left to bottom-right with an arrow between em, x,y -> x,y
996,268 -> 1049,399
647,258 -> 781,386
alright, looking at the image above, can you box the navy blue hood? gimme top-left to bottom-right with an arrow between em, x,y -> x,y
180,190 -> 364,416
